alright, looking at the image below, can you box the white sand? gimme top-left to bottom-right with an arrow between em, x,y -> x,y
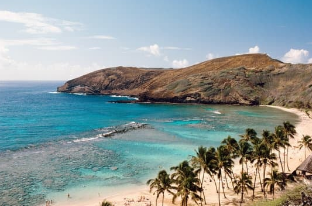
47,105 -> 312,206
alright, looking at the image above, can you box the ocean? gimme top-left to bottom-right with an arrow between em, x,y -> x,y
0,81 -> 299,205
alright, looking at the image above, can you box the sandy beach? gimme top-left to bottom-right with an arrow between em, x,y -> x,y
48,105 -> 312,206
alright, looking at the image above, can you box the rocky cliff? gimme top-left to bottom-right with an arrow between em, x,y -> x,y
57,54 -> 312,108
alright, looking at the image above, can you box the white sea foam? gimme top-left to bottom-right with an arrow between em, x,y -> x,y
72,93 -> 87,96
73,136 -> 99,143
213,111 -> 221,114
48,91 -> 60,94
110,95 -> 138,100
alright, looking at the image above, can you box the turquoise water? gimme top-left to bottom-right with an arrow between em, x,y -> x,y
0,81 -> 299,205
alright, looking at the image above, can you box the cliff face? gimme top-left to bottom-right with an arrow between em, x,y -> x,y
57,54 -> 312,108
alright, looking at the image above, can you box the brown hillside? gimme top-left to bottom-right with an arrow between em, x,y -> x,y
57,54 -> 312,108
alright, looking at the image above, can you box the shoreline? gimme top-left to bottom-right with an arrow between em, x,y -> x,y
46,105 -> 312,206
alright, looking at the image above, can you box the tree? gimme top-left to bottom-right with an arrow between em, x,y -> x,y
250,139 -> 264,200
233,172 -> 253,203
191,146 -> 208,205
264,169 -> 287,199
147,170 -> 173,206
271,126 -> 287,173
298,135 -> 312,159
283,121 -> 296,171
205,147 -> 219,193
171,161 -> 202,206
101,200 -> 113,206
259,142 -> 277,198
239,128 -> 258,144
221,135 -> 239,158
236,140 -> 253,203
215,145 -> 234,205
221,136 -> 239,188
239,129 -> 258,174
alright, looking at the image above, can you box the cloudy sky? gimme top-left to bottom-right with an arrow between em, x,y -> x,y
0,0 -> 311,80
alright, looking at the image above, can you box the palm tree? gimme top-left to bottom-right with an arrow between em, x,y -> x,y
215,145 -> 234,204
101,200 -> 113,206
147,170 -> 173,206
221,135 -> 239,158
221,136 -> 239,188
191,146 -> 208,205
262,130 -> 273,146
239,128 -> 258,144
264,169 -> 287,199
298,135 -> 312,159
171,161 -> 202,206
205,147 -> 219,193
240,129 -> 258,173
283,121 -> 296,171
261,144 -> 278,197
250,139 -> 264,200
233,172 -> 253,203
271,126 -> 287,173
236,140 -> 253,203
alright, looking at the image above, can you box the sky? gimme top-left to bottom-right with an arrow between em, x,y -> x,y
0,0 -> 311,80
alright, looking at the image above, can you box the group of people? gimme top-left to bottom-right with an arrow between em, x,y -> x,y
45,199 -> 53,206
123,196 -> 151,206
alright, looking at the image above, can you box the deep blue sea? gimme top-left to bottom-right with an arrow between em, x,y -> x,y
0,81 -> 299,205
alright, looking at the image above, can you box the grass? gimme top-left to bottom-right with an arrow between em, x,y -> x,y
248,184 -> 312,206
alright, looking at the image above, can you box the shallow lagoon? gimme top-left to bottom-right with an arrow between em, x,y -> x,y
0,81 -> 299,205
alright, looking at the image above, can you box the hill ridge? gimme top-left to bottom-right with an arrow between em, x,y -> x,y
57,54 -> 312,108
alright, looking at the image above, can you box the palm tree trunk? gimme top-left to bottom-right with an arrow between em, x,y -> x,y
162,193 -> 164,206
286,146 -> 291,171
241,161 -> 244,203
221,173 -> 226,198
252,165 -> 258,201
201,170 -> 207,205
278,150 -> 284,173
263,164 -> 266,198
186,195 -> 188,206
225,173 -> 230,189
245,161 -> 249,174
283,147 -> 286,172
211,175 -> 219,193
218,175 -> 221,206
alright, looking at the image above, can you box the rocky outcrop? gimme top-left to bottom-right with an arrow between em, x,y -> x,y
57,54 -> 312,108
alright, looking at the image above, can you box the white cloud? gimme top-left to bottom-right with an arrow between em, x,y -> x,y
87,35 -> 116,40
138,44 -> 160,56
172,59 -> 189,68
0,38 -> 57,46
0,44 -> 14,67
0,52 -> 103,80
0,10 -> 83,34
282,49 -> 309,63
206,53 -> 215,60
38,46 -> 77,51
163,56 -> 169,62
0,38 -> 77,52
0,41 -> 99,80
249,45 -> 260,53
88,47 -> 101,50
308,58 -> 312,64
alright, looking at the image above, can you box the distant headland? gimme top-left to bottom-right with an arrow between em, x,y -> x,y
57,54 -> 312,109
